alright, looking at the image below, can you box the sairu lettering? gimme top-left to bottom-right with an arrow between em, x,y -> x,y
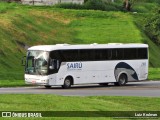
67,62 -> 82,69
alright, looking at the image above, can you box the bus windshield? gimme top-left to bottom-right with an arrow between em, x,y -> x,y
25,50 -> 49,75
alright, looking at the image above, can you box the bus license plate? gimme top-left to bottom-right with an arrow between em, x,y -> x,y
32,80 -> 36,84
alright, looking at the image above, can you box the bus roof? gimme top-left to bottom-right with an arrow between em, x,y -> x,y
28,43 -> 148,51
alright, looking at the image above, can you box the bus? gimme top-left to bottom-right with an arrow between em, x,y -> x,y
22,43 -> 148,88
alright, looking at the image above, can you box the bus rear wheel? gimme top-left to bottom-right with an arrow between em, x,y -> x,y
115,74 -> 127,86
62,78 -> 72,89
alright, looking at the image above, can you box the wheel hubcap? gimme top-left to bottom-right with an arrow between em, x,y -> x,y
65,80 -> 70,86
119,75 -> 126,85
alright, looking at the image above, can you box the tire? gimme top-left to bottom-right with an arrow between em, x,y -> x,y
62,78 -> 72,89
99,83 -> 108,86
45,85 -> 51,89
114,74 -> 127,86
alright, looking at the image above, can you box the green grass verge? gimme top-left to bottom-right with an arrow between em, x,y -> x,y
0,80 -> 25,87
0,95 -> 159,119
148,68 -> 160,80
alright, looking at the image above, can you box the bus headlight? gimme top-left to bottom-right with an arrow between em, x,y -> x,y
41,79 -> 49,83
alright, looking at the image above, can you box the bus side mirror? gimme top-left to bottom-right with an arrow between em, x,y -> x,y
49,64 -> 54,70
49,59 -> 59,70
22,56 -> 26,66
49,59 -> 55,70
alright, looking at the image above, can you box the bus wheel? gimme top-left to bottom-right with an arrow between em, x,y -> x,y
115,74 -> 127,86
45,85 -> 51,89
62,78 -> 72,89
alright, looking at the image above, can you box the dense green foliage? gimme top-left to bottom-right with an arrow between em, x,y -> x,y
0,1 -> 17,12
55,0 -> 160,12
55,0 -> 121,11
85,0 -> 107,11
54,3 -> 84,10
145,8 -> 160,45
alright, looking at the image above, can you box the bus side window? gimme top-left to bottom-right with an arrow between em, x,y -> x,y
108,49 -> 112,60
112,49 -> 117,60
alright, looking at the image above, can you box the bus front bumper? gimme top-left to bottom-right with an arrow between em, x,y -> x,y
25,79 -> 49,86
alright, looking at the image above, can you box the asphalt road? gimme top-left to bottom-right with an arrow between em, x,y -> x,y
0,81 -> 160,97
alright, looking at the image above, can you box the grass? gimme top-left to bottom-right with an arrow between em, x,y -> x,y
149,68 -> 160,80
0,80 -> 25,87
0,94 -> 159,119
0,2 -> 160,81
69,14 -> 142,44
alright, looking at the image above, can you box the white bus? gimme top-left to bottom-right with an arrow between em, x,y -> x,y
22,43 -> 148,88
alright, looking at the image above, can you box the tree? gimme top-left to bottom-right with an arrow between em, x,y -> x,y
145,8 -> 160,44
123,0 -> 140,11
123,0 -> 131,11
58,0 -> 61,3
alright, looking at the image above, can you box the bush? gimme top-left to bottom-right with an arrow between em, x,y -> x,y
55,3 -> 84,10
84,0 -> 121,11
0,1 -> 18,13
84,0 -> 107,11
55,0 -> 121,11
142,0 -> 160,4
145,8 -> 160,44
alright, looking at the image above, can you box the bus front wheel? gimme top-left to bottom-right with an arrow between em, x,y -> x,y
62,78 -> 72,89
114,74 -> 127,86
